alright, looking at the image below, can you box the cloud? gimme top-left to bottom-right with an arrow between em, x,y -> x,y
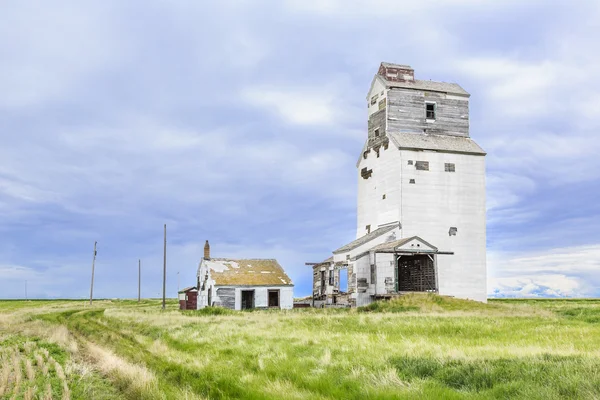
1,0 -> 600,300
488,245 -> 600,298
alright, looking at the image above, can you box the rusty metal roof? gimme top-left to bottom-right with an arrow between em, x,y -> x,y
204,258 -> 293,286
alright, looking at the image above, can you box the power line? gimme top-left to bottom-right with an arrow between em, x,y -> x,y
89,241 -> 97,306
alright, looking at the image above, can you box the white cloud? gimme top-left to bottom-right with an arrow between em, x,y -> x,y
488,245 -> 600,297
241,86 -> 339,126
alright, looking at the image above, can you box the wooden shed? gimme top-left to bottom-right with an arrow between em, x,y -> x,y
178,286 -> 198,310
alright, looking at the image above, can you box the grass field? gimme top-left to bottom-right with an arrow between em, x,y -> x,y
1,295 -> 599,399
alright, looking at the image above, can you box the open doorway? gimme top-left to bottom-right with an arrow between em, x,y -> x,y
339,268 -> 348,293
396,255 -> 437,292
268,290 -> 280,308
241,290 -> 255,310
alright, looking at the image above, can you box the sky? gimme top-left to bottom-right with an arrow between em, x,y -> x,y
1,0 -> 600,300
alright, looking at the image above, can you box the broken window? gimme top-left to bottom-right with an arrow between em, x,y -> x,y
370,94 -> 379,106
329,269 -> 334,286
366,225 -> 371,234
382,194 -> 386,200
415,161 -> 429,171
374,128 -> 380,137
361,167 -> 373,179
426,102 -> 436,120
445,163 -> 456,172
449,227 -> 457,236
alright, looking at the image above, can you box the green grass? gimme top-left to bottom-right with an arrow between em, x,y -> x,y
1,295 -> 600,399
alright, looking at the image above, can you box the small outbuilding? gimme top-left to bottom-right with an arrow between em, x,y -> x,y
178,286 -> 198,310
196,241 -> 294,310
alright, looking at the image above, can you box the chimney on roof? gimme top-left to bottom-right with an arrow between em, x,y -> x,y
203,240 -> 210,260
378,62 -> 414,82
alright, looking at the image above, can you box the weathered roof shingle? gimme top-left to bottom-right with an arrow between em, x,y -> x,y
204,258 -> 293,286
388,131 -> 486,155
333,224 -> 398,254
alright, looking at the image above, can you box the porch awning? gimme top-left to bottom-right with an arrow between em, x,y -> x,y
370,236 -> 454,255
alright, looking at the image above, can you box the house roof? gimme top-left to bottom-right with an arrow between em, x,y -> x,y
372,74 -> 469,97
178,286 -> 197,293
333,223 -> 398,254
203,258 -> 293,286
388,131 -> 486,155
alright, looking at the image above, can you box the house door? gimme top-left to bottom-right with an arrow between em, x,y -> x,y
268,290 -> 280,308
397,255 -> 437,292
241,290 -> 255,310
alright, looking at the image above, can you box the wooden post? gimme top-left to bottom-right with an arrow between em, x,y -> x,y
162,224 -> 166,310
90,241 -> 97,306
138,259 -> 141,303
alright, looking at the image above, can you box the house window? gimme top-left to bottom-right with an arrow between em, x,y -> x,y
407,160 -> 413,165
409,179 -> 415,184
445,163 -> 456,172
426,102 -> 436,120
374,128 -> 380,137
329,269 -> 334,286
370,94 -> 379,106
415,161 -> 429,171
449,227 -> 458,236
370,263 -> 376,284
366,225 -> 371,234
361,167 -> 373,179
382,194 -> 386,200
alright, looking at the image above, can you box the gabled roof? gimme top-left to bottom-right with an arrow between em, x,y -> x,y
202,258 -> 293,286
370,236 -> 438,253
369,74 -> 469,97
333,223 -> 398,254
388,131 -> 486,155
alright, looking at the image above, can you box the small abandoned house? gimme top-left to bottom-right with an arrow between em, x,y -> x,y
178,286 -> 198,310
196,241 -> 294,310
309,62 -> 487,307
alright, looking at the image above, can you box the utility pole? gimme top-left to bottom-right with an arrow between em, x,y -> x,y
177,271 -> 180,293
138,259 -> 141,303
162,224 -> 166,310
90,241 -> 97,306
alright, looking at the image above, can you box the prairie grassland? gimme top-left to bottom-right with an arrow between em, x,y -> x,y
1,295 -> 600,399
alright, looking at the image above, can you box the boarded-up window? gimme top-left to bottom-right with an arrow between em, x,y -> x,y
415,161 -> 429,171
445,163 -> 456,172
378,98 -> 386,111
357,278 -> 368,293
370,263 -> 376,284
